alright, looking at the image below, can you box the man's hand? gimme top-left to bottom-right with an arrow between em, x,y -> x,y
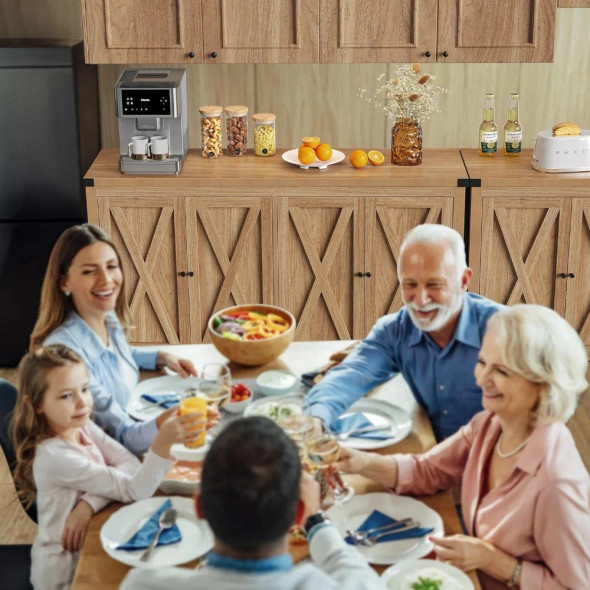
156,352 -> 197,378
62,500 -> 93,552
299,470 -> 321,522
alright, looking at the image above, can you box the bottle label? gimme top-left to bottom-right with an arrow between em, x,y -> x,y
481,131 -> 498,153
505,131 -> 522,153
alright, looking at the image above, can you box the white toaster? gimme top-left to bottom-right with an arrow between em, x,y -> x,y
532,130 -> 590,173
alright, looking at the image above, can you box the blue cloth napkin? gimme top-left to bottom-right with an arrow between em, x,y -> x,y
140,392 -> 180,409
345,509 -> 434,545
116,499 -> 182,551
332,413 -> 393,440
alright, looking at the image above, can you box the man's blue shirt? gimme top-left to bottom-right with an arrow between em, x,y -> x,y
304,293 -> 502,440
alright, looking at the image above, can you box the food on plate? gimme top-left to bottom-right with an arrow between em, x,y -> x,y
289,525 -> 307,545
368,150 -> 385,166
230,383 -> 252,402
212,310 -> 290,341
302,136 -> 321,149
298,145 -> 317,165
552,122 -> 581,137
250,400 -> 302,422
315,143 -> 333,162
165,460 -> 203,483
392,567 -> 459,590
349,149 -> 368,168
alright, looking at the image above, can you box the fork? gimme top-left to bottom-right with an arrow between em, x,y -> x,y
359,522 -> 422,547
139,508 -> 177,562
346,517 -> 414,543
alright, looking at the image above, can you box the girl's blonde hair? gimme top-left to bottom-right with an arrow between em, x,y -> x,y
12,345 -> 85,508
30,223 -> 132,350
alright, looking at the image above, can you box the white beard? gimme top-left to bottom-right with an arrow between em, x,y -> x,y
404,289 -> 464,333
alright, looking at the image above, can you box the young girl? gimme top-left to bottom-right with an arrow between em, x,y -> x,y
12,344 -> 204,590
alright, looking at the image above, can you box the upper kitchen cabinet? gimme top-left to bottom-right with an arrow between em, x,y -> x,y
320,0 -> 438,63
437,0 -> 556,62
202,0 -> 319,63
81,0 -> 203,64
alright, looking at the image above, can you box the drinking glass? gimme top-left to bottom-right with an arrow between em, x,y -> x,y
195,362 -> 232,408
280,412 -> 315,470
179,393 -> 207,449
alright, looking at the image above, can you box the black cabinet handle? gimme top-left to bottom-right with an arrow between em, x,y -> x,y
210,51 -> 218,58
179,271 -> 186,277
365,272 -> 372,278
425,51 -> 432,57
188,51 -> 195,59
188,271 -> 194,277
558,272 -> 567,278
442,51 -> 449,57
569,273 -> 575,278
355,272 -> 363,277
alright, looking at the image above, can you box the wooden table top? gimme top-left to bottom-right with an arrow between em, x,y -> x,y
71,341 -> 480,590
461,148 -> 590,188
85,148 -> 468,189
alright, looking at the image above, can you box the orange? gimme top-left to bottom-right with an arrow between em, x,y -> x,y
298,146 -> 317,165
368,150 -> 385,166
302,136 -> 321,149
349,149 -> 368,168
315,143 -> 332,162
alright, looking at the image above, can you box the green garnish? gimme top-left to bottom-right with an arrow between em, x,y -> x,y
412,577 -> 443,590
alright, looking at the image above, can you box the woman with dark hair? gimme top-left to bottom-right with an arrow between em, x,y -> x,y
30,223 -> 217,455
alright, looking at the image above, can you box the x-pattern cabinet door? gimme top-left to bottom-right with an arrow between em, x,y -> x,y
275,196 -> 364,341
97,195 -> 187,344
364,193 -> 456,333
566,199 -> 590,353
478,196 -> 570,313
185,197 -> 273,342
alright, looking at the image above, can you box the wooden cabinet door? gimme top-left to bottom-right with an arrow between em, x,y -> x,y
364,193 -> 456,333
320,0 -> 437,63
437,0 -> 556,62
478,196 -> 570,313
566,199 -> 590,352
81,0 -> 203,64
202,0 -> 318,63
97,195 -> 187,344
275,197 -> 364,341
185,197 -> 273,343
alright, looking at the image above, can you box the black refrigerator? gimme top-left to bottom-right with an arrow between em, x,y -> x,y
0,39 -> 100,365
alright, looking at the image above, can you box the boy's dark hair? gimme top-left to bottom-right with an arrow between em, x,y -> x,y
201,416 -> 301,551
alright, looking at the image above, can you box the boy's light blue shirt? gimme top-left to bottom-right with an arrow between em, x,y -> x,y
304,293 -> 502,440
44,311 -> 159,454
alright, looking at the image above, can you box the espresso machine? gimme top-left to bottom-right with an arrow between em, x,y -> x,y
115,68 -> 189,174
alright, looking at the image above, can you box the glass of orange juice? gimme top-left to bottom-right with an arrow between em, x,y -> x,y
179,395 -> 207,448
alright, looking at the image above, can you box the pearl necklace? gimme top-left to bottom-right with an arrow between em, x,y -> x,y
496,433 -> 531,459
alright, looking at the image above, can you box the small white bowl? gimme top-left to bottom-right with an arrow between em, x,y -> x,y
224,394 -> 253,414
256,370 -> 299,397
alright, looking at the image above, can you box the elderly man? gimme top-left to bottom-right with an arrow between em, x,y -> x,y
304,224 -> 502,440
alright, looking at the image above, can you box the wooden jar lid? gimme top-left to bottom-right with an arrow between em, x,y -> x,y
252,113 -> 276,123
199,105 -> 223,116
224,105 -> 248,116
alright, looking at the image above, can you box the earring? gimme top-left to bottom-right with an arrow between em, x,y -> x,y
64,291 -> 71,297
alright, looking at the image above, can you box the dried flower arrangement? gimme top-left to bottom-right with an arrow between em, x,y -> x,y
359,63 -> 447,123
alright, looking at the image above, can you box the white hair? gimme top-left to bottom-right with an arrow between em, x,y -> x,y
487,304 -> 588,425
398,224 -> 467,276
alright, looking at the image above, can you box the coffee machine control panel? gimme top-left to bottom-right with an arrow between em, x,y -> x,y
120,89 -> 173,117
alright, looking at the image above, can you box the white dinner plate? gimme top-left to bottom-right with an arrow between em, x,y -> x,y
381,558 -> 474,589
282,148 -> 345,170
339,398 -> 412,450
100,496 -> 214,568
328,493 -> 443,565
127,375 -> 201,421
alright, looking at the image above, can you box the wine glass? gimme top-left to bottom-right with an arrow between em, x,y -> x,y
194,362 -> 232,409
307,432 -> 354,504
279,412 -> 315,470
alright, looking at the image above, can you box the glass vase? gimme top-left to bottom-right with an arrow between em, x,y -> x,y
391,117 -> 423,166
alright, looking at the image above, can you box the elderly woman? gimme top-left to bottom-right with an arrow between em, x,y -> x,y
337,304 -> 590,589
30,224 -> 218,456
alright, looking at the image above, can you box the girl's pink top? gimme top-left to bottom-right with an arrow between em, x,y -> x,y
395,411 -> 590,589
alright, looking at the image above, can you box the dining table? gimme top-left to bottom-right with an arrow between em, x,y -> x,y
71,340 -> 481,589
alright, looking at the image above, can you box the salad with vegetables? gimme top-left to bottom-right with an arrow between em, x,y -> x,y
212,310 -> 290,341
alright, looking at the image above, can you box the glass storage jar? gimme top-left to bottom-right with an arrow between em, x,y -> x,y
199,105 -> 223,158
252,113 -> 276,157
225,105 -> 248,156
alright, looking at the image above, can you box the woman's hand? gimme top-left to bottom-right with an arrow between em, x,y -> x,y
334,446 -> 369,475
152,410 -> 206,458
156,352 -> 197,378
62,499 -> 93,552
431,534 -> 494,572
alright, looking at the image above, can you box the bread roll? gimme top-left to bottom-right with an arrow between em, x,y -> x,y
552,122 -> 581,137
